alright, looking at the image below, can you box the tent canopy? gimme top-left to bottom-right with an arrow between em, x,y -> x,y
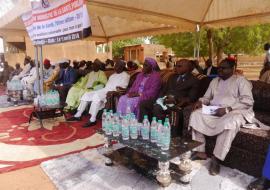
1,0 -> 270,41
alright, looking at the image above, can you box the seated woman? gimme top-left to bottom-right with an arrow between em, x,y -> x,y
65,60 -> 107,110
117,57 -> 161,118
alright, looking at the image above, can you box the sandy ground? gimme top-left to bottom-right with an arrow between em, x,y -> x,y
0,166 -> 56,190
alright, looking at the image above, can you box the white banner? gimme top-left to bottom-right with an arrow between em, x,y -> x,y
22,0 -> 91,45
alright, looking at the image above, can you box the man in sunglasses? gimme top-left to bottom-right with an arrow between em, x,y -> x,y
189,58 -> 254,176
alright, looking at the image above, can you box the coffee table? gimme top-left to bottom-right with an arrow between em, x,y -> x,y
28,104 -> 66,128
97,130 -> 202,187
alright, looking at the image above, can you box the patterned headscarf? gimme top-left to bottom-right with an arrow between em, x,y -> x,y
144,57 -> 158,71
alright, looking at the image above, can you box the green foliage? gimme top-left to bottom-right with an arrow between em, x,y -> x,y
112,38 -> 144,58
151,32 -> 208,57
151,24 -> 270,57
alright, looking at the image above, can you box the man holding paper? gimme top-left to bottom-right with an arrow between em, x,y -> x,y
189,58 -> 254,176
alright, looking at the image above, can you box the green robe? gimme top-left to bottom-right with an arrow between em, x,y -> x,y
65,70 -> 107,109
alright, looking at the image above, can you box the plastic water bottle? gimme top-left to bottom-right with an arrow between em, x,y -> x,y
102,109 -> 107,132
130,114 -> 138,139
156,120 -> 163,147
113,113 -> 121,137
161,118 -> 171,151
150,117 -> 158,143
105,112 -> 112,135
54,90 -> 60,105
122,116 -> 129,140
141,115 -> 150,140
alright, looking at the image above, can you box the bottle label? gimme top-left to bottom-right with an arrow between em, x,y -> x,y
151,128 -> 157,140
122,126 -> 129,138
141,127 -> 149,139
130,125 -> 137,135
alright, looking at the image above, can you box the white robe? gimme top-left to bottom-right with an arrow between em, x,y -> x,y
13,64 -> 31,80
189,75 -> 254,160
80,71 -> 130,103
76,72 -> 130,122
21,67 -> 37,95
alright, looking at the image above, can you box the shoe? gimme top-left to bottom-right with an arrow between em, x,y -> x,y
82,121 -> 97,128
191,151 -> 207,160
209,157 -> 220,176
247,177 -> 270,190
66,116 -> 81,122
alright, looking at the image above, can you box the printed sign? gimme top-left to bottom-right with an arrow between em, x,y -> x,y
22,0 -> 91,45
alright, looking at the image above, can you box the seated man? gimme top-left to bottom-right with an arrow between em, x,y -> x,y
65,60 -> 107,111
247,145 -> 270,190
54,59 -> 76,105
9,63 -> 22,80
67,60 -> 130,127
12,56 -> 32,80
139,59 -> 199,124
117,58 -> 161,119
44,61 -> 61,92
189,58 -> 254,175
2,61 -> 14,86
34,59 -> 53,94
21,60 -> 36,97
203,59 -> 218,76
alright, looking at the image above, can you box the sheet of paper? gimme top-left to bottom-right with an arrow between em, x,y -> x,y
202,105 -> 220,115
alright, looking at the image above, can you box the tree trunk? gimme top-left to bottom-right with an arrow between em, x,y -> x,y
216,47 -> 223,66
207,29 -> 214,63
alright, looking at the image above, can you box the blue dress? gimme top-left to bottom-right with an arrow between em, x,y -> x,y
263,145 -> 270,180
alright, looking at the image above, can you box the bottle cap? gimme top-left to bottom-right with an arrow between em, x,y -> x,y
144,115 -> 148,119
158,120 -> 162,123
152,117 -> 157,121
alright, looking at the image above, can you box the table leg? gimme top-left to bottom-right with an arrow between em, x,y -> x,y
104,136 -> 114,166
35,111 -> 44,128
29,112 -> 33,124
156,161 -> 171,187
178,151 -> 192,184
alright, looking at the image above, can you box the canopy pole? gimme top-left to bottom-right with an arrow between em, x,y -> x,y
39,45 -> 44,95
34,45 -> 40,96
197,25 -> 201,60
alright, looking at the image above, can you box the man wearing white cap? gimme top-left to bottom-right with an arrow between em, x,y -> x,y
21,60 -> 37,97
12,56 -> 32,80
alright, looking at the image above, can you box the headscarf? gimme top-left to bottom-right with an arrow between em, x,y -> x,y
144,57 -> 159,71
43,58 -> 51,67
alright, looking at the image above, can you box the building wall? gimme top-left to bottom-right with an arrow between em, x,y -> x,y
25,37 -> 112,63
4,37 -> 112,67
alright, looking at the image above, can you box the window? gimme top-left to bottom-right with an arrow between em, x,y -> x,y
96,43 -> 110,53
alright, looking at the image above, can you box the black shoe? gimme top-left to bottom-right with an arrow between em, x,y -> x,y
247,177 -> 270,190
209,157 -> 220,176
82,121 -> 97,128
67,116 -> 81,122
191,151 -> 208,161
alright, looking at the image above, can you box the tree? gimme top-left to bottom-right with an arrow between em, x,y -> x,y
150,31 -> 208,58
151,24 -> 270,63
112,38 -> 144,58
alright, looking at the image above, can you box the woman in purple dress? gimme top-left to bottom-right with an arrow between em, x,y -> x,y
117,58 -> 161,118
